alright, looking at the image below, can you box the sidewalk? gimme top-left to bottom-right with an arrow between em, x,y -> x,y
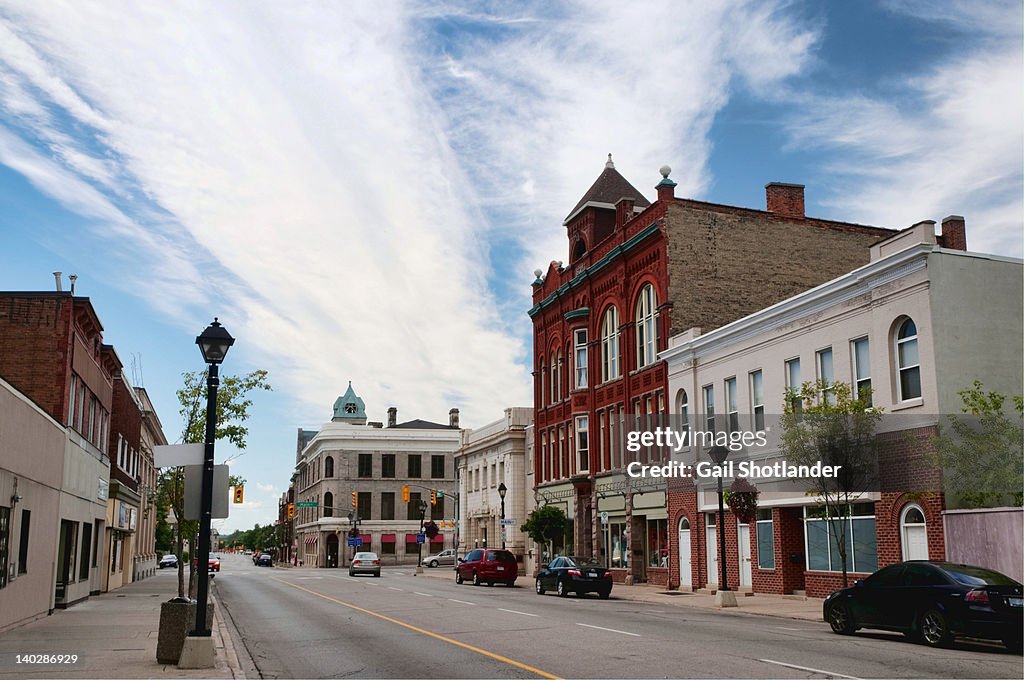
414,567 -> 825,622
0,572 -> 243,679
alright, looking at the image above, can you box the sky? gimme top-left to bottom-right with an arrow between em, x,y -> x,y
1,0 -> 1021,533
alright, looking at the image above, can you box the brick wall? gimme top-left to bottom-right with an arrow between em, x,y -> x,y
0,294 -> 73,422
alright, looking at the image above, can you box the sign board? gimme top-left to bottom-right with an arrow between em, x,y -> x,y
154,443 -> 204,467
295,501 -> 318,508
499,519 -> 516,526
416,533 -> 425,544
183,464 -> 230,520
347,537 -> 362,547
600,511 -> 609,525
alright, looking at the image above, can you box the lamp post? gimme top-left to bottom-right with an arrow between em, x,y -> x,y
191,319 -> 234,638
497,482 -> 507,550
707,444 -> 737,607
416,499 -> 428,574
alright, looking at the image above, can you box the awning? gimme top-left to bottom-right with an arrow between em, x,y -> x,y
380,534 -> 397,544
405,533 -> 420,543
304,535 -> 318,546
430,534 -> 443,543
359,533 -> 371,544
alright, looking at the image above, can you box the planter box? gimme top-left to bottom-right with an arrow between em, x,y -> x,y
156,600 -> 215,665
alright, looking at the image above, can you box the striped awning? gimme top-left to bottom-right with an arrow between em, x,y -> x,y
304,535 -> 318,546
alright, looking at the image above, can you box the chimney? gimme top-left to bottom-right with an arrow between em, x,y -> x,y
69,274 -> 77,295
449,408 -> 460,429
387,407 -> 397,428
940,215 -> 967,251
615,196 -> 635,228
53,271 -> 62,292
765,182 -> 805,218
656,165 -> 676,202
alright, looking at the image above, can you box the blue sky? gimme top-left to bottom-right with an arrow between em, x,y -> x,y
1,0 -> 1021,532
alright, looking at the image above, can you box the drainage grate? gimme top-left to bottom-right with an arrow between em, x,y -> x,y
658,591 -> 690,596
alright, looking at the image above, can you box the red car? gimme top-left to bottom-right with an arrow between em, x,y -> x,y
192,556 -> 221,572
456,549 -> 518,587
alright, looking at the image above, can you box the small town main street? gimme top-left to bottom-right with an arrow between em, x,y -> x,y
214,555 -> 1021,679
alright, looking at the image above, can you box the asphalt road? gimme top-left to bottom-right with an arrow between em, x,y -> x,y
213,554 -> 1021,679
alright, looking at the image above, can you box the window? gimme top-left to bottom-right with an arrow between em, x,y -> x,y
539,358 -> 546,406
603,521 -> 629,569
676,390 -> 690,437
357,492 -> 372,520
817,347 -> 834,405
551,350 -> 561,402
407,492 -> 422,520
324,456 -> 334,478
574,328 -> 588,388
725,377 -> 738,433
646,518 -> 668,568
576,416 -> 589,472
755,509 -> 774,569
381,454 -> 395,478
750,370 -> 765,431
323,492 -> 334,517
18,509 -> 30,574
79,521 -> 91,580
0,506 -> 8,588
68,375 -> 78,427
358,453 -> 372,478
852,337 -> 872,404
408,454 -> 422,478
785,358 -> 802,415
380,492 -> 395,521
703,385 -> 715,432
431,497 -> 444,521
804,504 -> 877,574
431,455 -> 445,479
601,306 -> 620,381
896,318 -> 921,400
635,284 -> 658,368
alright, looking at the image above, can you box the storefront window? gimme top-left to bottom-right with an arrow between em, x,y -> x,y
646,519 -> 668,568
804,504 -> 877,573
603,521 -> 629,569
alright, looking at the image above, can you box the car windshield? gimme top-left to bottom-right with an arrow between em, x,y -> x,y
485,550 -> 516,562
564,556 -> 600,567
940,563 -> 1020,587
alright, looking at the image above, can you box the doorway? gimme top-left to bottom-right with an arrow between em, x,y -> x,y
677,517 -> 691,588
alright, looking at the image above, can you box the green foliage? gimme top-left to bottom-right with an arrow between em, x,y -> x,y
520,504 -> 568,546
931,381 -> 1023,508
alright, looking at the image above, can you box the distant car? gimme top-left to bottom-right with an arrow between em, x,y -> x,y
536,555 -> 612,599
824,561 -> 1023,651
192,556 -> 221,572
255,553 -> 273,567
422,549 -> 457,568
158,554 -> 178,569
456,549 -> 517,587
350,552 -> 381,577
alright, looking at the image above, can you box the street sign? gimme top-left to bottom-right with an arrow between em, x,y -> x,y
600,511 -> 609,524
183,464 -> 230,520
347,537 -> 362,547
416,533 -> 425,544
499,519 -> 515,526
295,501 -> 318,508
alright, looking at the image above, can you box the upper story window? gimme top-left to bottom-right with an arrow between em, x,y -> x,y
635,285 -> 658,369
896,318 -> 921,400
574,329 -> 588,389
676,389 -> 690,436
601,306 -> 620,382
785,358 -> 802,415
576,416 -> 589,472
550,350 -> 561,403
703,385 -> 715,432
816,347 -> 834,405
408,454 -> 422,479
431,455 -> 445,479
725,377 -> 738,433
750,370 -> 765,431
382,454 -> 396,478
358,453 -> 372,478
539,357 -> 547,406
852,337 -> 872,405
323,491 -> 334,517
324,456 -> 334,478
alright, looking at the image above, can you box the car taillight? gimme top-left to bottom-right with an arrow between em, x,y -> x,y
603,572 -> 613,579
353,560 -> 360,564
965,589 -> 990,605
373,560 -> 379,565
567,569 -> 581,576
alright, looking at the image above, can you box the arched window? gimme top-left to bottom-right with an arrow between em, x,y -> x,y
551,349 -> 561,403
635,284 -> 658,368
601,306 -> 620,382
324,456 -> 334,478
572,240 -> 587,263
323,491 -> 334,517
539,357 -> 547,406
675,389 -> 690,435
900,504 -> 927,560
896,318 -> 921,400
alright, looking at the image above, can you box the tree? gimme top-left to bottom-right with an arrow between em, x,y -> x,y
931,381 -> 1023,508
520,505 -> 568,558
157,369 -> 271,597
780,380 -> 881,587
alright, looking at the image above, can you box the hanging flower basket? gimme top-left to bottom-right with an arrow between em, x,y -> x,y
725,478 -> 759,524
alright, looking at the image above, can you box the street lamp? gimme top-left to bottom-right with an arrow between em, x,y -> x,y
497,482 -> 507,550
416,499 -> 428,574
707,444 -> 736,607
191,319 -> 234,639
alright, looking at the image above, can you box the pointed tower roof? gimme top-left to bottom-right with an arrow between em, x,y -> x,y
562,154 -> 651,225
332,381 -> 367,424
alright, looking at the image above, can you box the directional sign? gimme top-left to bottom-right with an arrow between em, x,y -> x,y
600,511 -> 609,525
347,537 -> 362,547
295,501 -> 318,508
499,519 -> 516,526
416,533 -> 425,544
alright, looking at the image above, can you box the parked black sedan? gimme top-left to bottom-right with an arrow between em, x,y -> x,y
536,556 -> 613,599
823,561 -> 1022,651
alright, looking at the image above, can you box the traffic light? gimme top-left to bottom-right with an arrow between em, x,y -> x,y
401,485 -> 410,503
352,491 -> 358,509
287,503 -> 295,519
233,486 -> 244,504
430,489 -> 437,506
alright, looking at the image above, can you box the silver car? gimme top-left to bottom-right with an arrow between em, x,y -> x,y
349,552 -> 381,577
422,548 -> 456,568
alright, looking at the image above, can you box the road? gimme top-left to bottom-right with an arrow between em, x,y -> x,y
212,554 -> 1021,679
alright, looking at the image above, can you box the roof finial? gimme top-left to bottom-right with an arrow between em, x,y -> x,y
605,153 -> 614,169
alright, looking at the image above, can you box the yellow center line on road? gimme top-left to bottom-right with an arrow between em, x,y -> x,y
273,578 -> 562,680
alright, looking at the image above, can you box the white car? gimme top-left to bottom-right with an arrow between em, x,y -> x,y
422,549 -> 457,568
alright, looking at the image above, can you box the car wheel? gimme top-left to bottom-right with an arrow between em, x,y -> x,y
827,602 -> 856,635
1002,635 -> 1022,654
919,608 -> 953,648
429,560 -> 439,568
374,572 -> 381,578
536,579 -> 545,595
349,570 -> 355,577
599,590 -> 611,600
455,570 -> 464,584
506,581 -> 515,588
557,579 -> 568,598
473,571 -> 481,586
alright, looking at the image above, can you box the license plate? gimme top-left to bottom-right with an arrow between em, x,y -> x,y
588,572 -> 598,578
496,566 -> 504,571
1009,597 -> 1023,607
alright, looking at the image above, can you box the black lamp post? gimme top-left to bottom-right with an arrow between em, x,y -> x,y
417,499 -> 428,570
708,444 -> 730,592
191,318 -> 234,638
497,482 -> 507,550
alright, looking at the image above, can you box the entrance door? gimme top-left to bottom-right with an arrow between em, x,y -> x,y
705,515 -> 717,586
901,506 -> 928,561
677,518 -> 691,588
326,534 -> 339,568
738,523 -> 752,587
